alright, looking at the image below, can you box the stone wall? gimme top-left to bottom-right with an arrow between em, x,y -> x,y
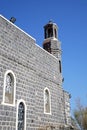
0,15 -> 69,130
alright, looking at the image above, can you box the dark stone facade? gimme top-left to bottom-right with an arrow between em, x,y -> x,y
0,15 -> 71,130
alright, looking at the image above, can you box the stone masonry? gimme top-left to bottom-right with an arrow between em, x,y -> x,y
0,15 -> 71,130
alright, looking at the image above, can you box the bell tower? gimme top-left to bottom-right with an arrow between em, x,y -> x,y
43,20 -> 61,59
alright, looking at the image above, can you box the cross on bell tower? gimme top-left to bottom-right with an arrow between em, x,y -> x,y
43,20 -> 61,59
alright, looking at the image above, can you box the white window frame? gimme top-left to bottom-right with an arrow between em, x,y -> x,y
2,70 -> 16,106
44,87 -> 51,114
16,99 -> 27,130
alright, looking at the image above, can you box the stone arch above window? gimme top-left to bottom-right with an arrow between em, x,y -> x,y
16,99 -> 26,130
44,88 -> 51,114
2,70 -> 16,106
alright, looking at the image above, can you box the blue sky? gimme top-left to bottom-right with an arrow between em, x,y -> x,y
0,0 -> 87,115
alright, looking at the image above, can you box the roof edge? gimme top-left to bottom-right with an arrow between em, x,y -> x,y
0,14 -> 36,42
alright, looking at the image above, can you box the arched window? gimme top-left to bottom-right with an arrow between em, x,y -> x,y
2,70 -> 16,106
18,102 -> 25,130
54,28 -> 57,38
59,60 -> 62,73
48,28 -> 53,38
16,99 -> 26,130
44,88 -> 51,114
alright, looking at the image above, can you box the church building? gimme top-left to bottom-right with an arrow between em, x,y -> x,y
0,15 -> 72,130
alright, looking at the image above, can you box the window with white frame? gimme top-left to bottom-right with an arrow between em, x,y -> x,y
16,99 -> 26,130
44,88 -> 51,114
3,70 -> 16,105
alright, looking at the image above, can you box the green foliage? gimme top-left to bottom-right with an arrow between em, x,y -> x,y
74,98 -> 87,130
82,108 -> 87,129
